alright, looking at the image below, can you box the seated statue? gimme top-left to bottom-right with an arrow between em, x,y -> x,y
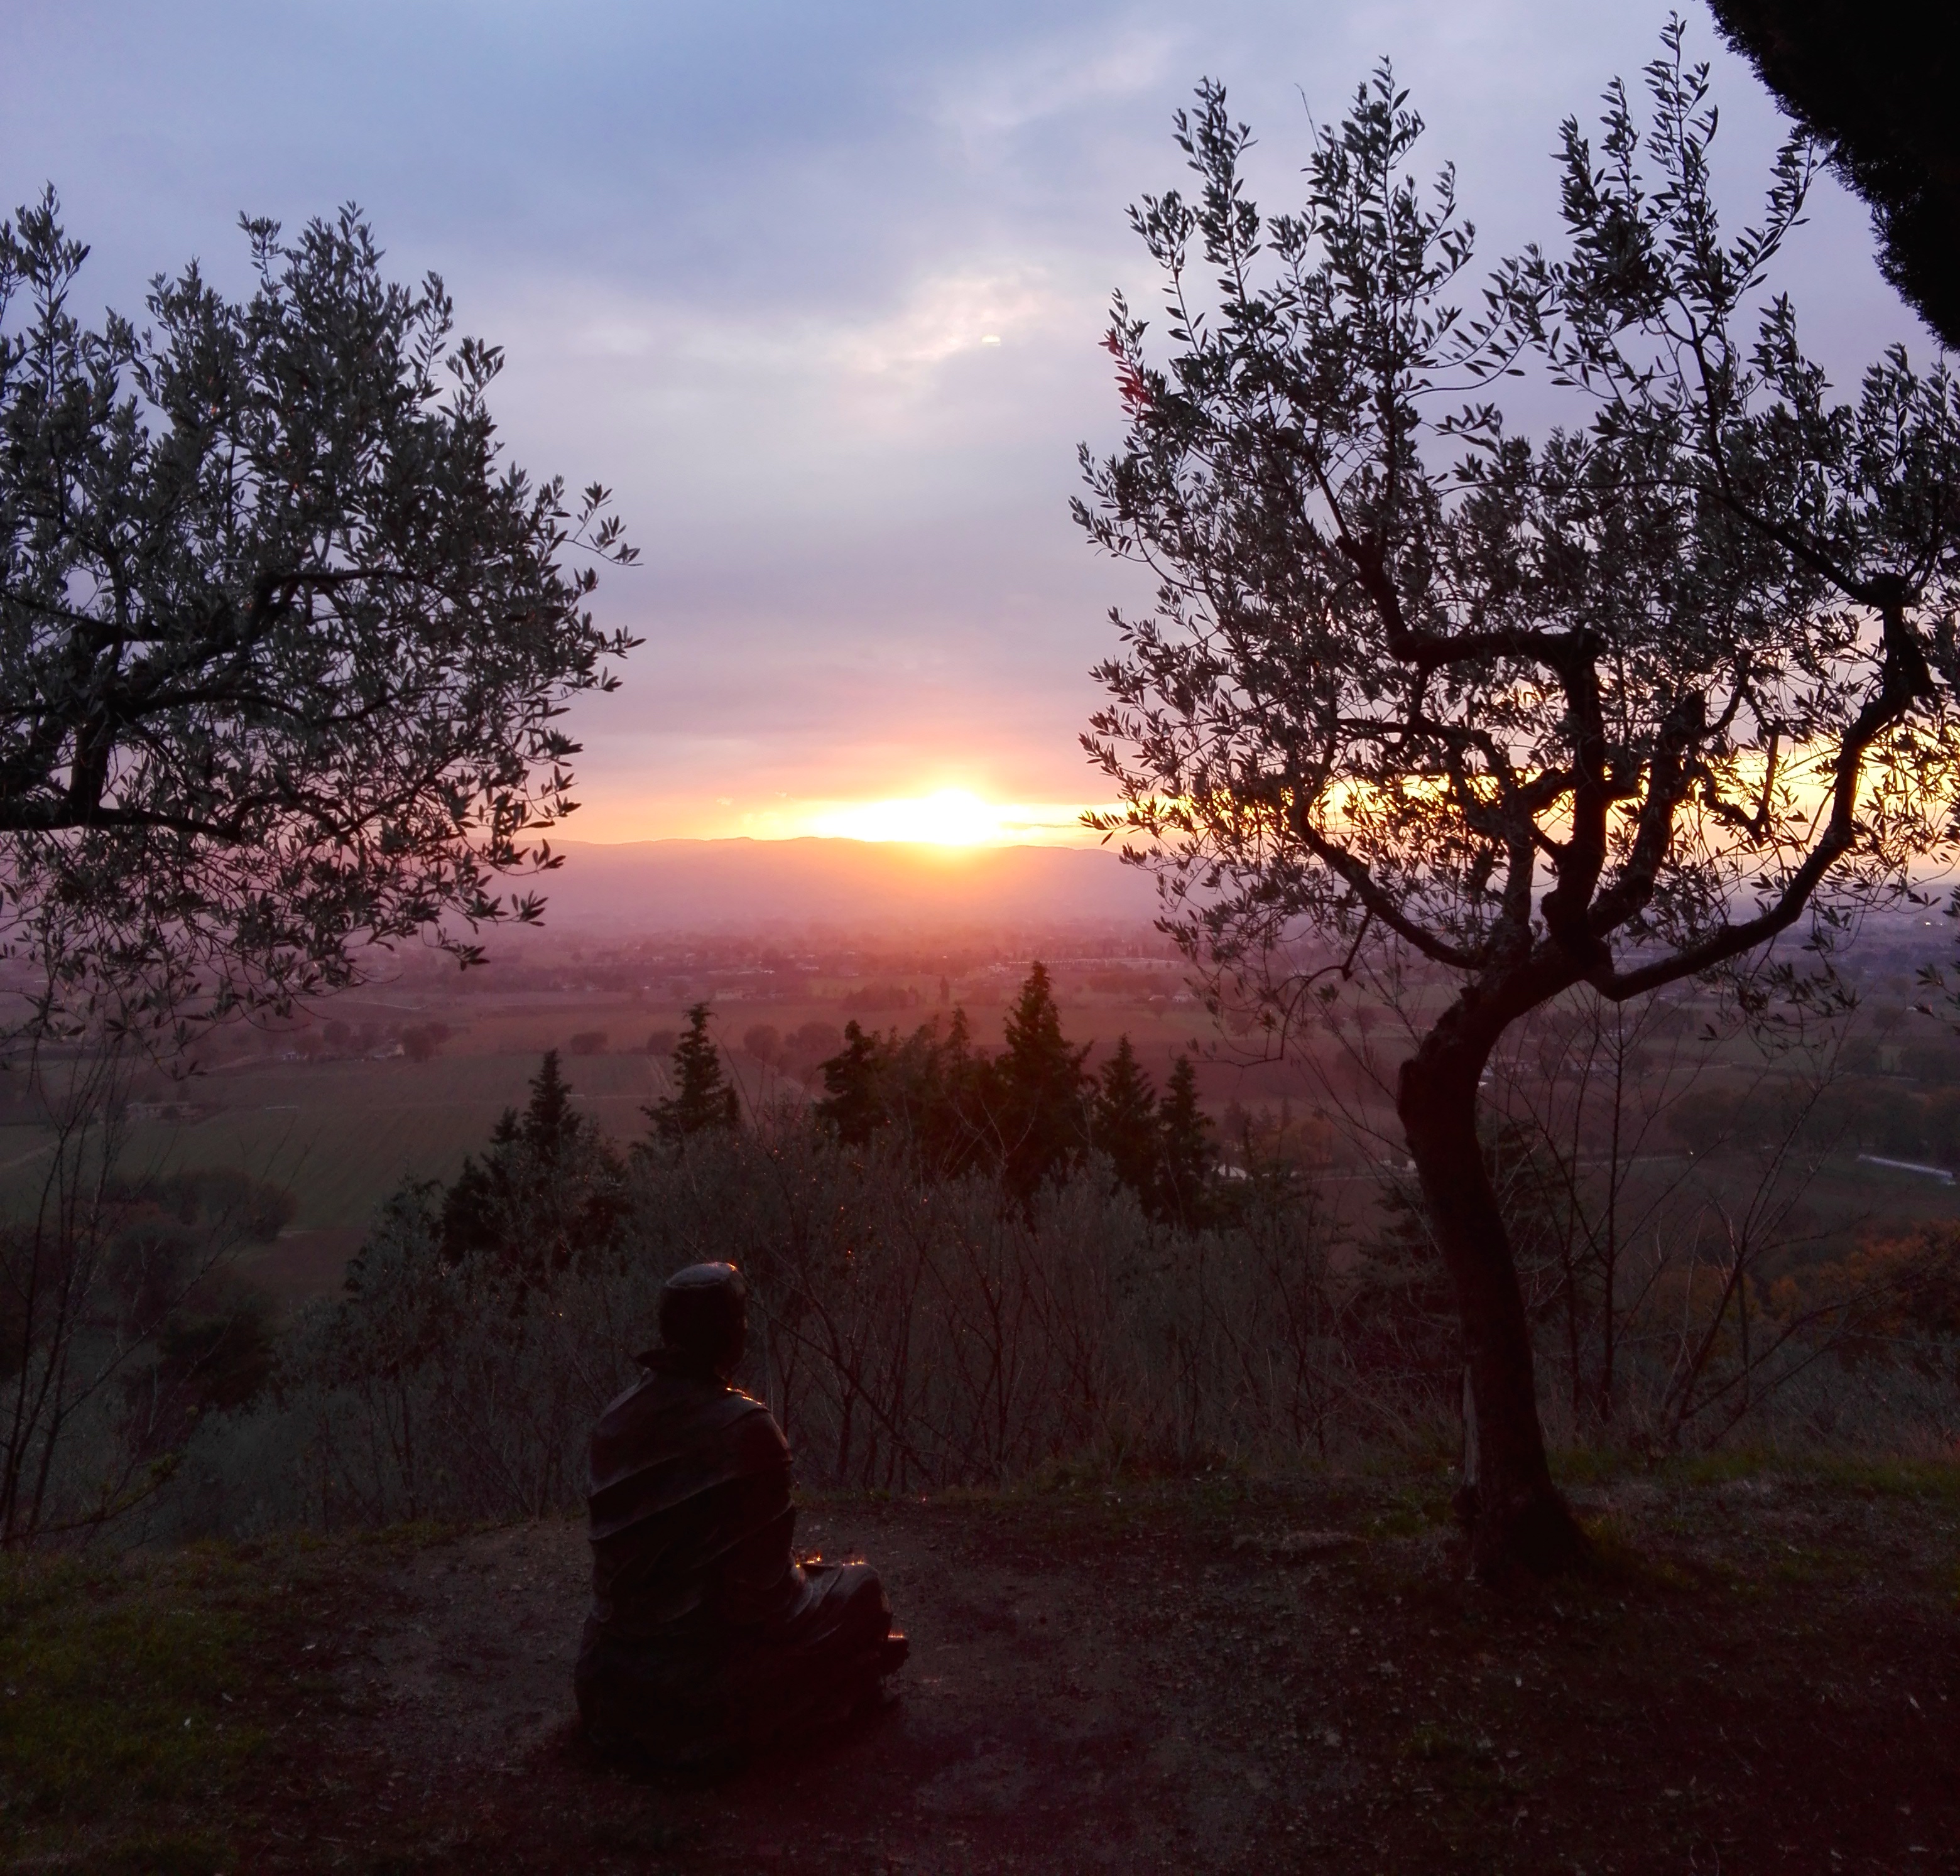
574,1261 -> 908,1765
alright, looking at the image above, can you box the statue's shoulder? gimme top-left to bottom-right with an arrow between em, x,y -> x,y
719,1386 -> 791,1461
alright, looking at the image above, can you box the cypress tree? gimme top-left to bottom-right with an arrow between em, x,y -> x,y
440,1050 -> 626,1279
815,1020 -> 887,1146
647,1003 -> 741,1142
1156,1053 -> 1218,1228
903,1007 -> 991,1178
1093,1034 -> 1160,1203
520,1048 -> 579,1163
994,963 -> 1090,1200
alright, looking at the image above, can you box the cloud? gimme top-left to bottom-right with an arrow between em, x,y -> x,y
934,20 -> 1190,143
830,266 -> 1066,377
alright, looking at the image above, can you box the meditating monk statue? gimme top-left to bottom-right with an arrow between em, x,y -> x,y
574,1261 -> 908,1764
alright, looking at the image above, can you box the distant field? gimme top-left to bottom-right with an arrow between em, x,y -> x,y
0,985 -> 1234,1240
3,976 -> 1954,1309
124,1049 -> 672,1230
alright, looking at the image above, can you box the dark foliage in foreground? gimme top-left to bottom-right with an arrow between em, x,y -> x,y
150,1010 -> 1960,1541
3,1141 -> 290,1547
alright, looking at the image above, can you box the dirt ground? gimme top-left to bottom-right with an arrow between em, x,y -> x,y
239,1468 -> 1960,1874
9,1465 -> 1959,1874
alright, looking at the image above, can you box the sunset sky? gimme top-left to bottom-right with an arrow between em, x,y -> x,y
3,1 -> 1925,846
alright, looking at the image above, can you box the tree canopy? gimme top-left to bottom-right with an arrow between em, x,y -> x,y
814,965 -> 1220,1218
440,1049 -> 626,1286
647,1003 -> 741,1142
0,195 -> 636,1041
1707,0 -> 1960,349
1077,24 -> 1960,1573
1082,34 -> 1959,1027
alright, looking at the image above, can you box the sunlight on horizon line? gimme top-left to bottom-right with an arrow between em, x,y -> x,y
807,789 -> 1101,847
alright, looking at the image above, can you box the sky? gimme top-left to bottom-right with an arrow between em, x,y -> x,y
1,1 -> 1929,846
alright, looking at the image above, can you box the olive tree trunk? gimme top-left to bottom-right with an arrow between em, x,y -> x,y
1396,999 -> 1590,1578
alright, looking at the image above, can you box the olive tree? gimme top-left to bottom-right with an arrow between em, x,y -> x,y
0,193 -> 636,1042
1077,25 -> 1960,1574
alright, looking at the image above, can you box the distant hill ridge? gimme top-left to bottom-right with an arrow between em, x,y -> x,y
526,837 -> 1161,933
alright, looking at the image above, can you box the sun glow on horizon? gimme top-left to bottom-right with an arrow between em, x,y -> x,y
571,788 -> 1123,847
808,789 -> 1095,847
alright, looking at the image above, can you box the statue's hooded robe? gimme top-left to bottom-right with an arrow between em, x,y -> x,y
574,1347 -> 899,1762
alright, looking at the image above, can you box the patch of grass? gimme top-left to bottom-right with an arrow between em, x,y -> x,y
1401,1720 -> 1493,1763
1655,1447 -> 1777,1488
1576,1514 -> 1695,1590
1550,1446 -> 1650,1487
1346,1443 -> 1458,1483
1363,1491 -> 1453,1541
1549,1444 -> 1960,1505
1788,1451 -> 1960,1502
348,1516 -> 497,1554
1636,1447 -> 1960,1500
0,1544 -> 294,1862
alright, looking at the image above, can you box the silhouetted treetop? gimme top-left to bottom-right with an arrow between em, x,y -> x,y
648,1004 -> 740,1143
994,962 -> 1092,1199
0,195 -> 636,1043
1092,1034 -> 1160,1198
440,1050 -> 626,1282
1707,0 -> 1960,347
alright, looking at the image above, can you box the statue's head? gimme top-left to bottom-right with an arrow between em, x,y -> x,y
658,1262 -> 747,1379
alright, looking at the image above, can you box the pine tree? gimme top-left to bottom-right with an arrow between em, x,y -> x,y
647,1004 -> 741,1142
1092,1034 -> 1160,1204
1155,1054 -> 1218,1228
440,1050 -> 626,1281
815,1020 -> 887,1146
898,1007 -> 993,1178
520,1048 -> 579,1163
994,963 -> 1090,1201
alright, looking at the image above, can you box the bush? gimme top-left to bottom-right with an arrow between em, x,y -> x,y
179,1102 -> 1372,1531
159,985 -> 1960,1541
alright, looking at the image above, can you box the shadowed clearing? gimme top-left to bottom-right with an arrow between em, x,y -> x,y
4,1461 -> 1957,1873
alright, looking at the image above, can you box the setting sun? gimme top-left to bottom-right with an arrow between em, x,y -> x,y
811,789 -> 1020,845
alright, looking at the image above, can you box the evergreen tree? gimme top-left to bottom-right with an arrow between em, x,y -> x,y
1092,1034 -> 1160,1203
1155,1055 -> 1218,1228
1707,1 -> 1960,347
890,1007 -> 994,1178
812,1009 -> 993,1173
647,1003 -> 741,1142
815,1019 -> 886,1147
440,1050 -> 626,1282
915,1006 -> 998,1177
994,963 -> 1090,1200
519,1048 -> 579,1163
